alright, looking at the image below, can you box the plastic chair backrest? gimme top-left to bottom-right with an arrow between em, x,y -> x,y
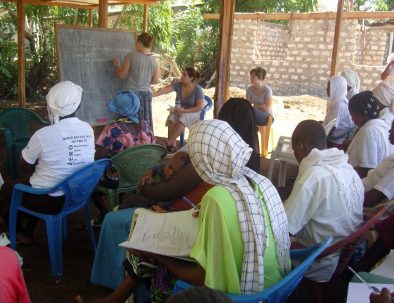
0,108 -> 49,140
58,159 -> 113,214
319,205 -> 389,257
111,144 -> 167,191
173,237 -> 333,303
200,95 -> 213,120
179,95 -> 213,146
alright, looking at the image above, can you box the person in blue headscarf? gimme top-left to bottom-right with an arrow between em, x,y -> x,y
92,90 -> 155,225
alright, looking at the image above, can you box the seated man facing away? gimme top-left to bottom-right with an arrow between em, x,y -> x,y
285,120 -> 364,283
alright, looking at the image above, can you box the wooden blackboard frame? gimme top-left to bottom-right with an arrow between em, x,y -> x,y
55,24 -> 137,125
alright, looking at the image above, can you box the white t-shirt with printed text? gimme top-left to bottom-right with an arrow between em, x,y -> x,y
22,117 -> 95,196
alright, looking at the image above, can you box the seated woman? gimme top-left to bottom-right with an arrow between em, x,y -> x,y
246,67 -> 273,126
155,67 -> 204,152
0,81 -> 95,244
372,52 -> 394,113
96,90 -> 155,158
346,91 -> 394,178
90,159 -> 205,290
218,97 -> 260,173
341,69 -> 361,100
323,75 -> 354,147
86,120 -> 290,303
92,90 -> 155,224
346,119 -> 394,276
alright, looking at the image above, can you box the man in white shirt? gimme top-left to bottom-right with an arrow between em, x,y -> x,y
285,120 -> 364,283
0,81 -> 95,244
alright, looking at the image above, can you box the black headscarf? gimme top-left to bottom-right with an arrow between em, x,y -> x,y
349,91 -> 381,120
218,98 -> 261,173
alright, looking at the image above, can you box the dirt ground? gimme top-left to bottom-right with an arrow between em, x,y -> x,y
2,89 -> 329,302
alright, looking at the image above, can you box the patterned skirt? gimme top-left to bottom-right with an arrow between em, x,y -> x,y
124,254 -> 175,303
134,90 -> 153,131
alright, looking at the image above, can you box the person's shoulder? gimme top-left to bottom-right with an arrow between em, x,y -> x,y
204,185 -> 234,203
264,85 -> 273,92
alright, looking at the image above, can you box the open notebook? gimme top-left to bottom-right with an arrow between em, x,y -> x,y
119,208 -> 199,259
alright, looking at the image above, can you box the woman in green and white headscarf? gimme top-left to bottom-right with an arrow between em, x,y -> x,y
81,120 -> 290,303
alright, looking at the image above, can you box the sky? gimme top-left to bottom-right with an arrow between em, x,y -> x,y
318,0 -> 339,11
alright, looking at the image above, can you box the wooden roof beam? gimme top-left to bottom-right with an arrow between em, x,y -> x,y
204,11 -> 394,21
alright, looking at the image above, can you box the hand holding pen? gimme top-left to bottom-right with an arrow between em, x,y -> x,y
370,288 -> 394,303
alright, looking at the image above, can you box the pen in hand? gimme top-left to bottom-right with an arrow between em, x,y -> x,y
181,196 -> 199,210
348,266 -> 381,293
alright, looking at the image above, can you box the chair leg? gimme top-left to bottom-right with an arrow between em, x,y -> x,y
107,189 -> 119,210
46,216 -> 63,277
278,160 -> 288,188
62,217 -> 68,240
9,207 -> 18,250
84,204 -> 96,253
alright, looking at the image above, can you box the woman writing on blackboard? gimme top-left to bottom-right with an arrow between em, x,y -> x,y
113,32 -> 160,129
155,67 -> 205,152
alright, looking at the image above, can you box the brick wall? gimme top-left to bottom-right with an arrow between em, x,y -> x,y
230,19 -> 391,98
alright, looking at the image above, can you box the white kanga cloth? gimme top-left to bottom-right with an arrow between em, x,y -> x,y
188,119 -> 290,294
22,117 -> 95,196
373,81 -> 394,113
363,154 -> 394,200
46,81 -> 83,124
347,118 -> 394,169
341,70 -> 360,100
323,76 -> 354,143
285,148 -> 364,282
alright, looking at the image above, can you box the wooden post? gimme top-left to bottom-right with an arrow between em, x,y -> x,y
143,4 -> 148,32
17,0 -> 25,107
88,9 -> 93,27
330,0 -> 344,76
98,0 -> 108,28
214,0 -> 235,117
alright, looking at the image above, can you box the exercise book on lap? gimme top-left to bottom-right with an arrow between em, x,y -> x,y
346,283 -> 394,303
119,208 -> 199,258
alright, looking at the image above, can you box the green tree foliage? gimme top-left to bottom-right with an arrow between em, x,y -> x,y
120,3 -> 173,52
350,0 -> 394,11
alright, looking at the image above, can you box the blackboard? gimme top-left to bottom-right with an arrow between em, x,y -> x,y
55,25 -> 136,124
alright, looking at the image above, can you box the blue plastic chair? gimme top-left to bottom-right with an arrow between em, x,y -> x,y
9,159 -> 112,277
179,95 -> 213,146
172,237 -> 333,303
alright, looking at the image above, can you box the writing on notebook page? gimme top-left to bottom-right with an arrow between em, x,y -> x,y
120,209 -> 199,257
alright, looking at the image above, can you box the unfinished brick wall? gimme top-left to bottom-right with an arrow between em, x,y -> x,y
230,18 -> 391,98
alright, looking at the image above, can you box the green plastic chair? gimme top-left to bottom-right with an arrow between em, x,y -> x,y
96,144 -> 167,210
0,108 -> 49,178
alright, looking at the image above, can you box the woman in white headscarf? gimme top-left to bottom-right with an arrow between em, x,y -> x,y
323,75 -> 354,147
372,53 -> 394,113
81,119 -> 290,303
341,69 -> 361,100
0,81 -> 95,245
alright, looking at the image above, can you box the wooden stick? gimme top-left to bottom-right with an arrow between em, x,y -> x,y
331,0 -> 344,76
143,4 -> 148,32
214,0 -> 235,117
98,0 -> 108,28
204,11 -> 394,21
17,0 -> 25,108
